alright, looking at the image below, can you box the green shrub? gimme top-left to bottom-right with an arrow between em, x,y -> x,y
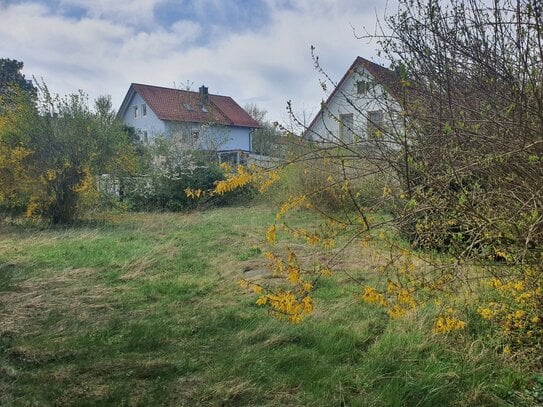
122,163 -> 222,211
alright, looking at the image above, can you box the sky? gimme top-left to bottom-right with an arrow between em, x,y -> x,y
0,0 -> 395,124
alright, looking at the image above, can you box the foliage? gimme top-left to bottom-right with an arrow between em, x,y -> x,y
0,85 -> 137,223
0,58 -> 36,103
371,0 -> 542,356
244,103 -> 282,157
201,0 -> 543,363
123,136 -> 255,211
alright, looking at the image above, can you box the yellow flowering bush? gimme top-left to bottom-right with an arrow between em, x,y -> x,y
0,88 -> 137,223
476,268 -> 543,352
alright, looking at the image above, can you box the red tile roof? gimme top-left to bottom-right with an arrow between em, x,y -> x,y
126,83 -> 261,128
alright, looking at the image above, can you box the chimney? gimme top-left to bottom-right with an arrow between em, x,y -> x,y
199,85 -> 208,105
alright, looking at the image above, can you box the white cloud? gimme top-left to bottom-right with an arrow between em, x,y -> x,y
59,0 -> 164,26
0,0 -> 394,123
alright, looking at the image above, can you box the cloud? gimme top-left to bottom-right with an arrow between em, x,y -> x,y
0,0 -> 393,123
58,0 -> 164,26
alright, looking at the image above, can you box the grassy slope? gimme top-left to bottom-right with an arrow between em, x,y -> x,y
0,205 -> 531,406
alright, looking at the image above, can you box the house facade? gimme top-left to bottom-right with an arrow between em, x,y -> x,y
118,83 -> 261,161
305,57 -> 401,144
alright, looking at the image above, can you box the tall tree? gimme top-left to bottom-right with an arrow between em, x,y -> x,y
244,103 -> 281,156
0,84 -> 137,223
0,58 -> 36,98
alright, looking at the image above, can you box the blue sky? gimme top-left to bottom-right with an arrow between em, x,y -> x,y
0,0 -> 394,123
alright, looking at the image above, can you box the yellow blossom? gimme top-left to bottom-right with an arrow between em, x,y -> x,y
432,316 -> 466,334
361,286 -> 388,306
256,296 -> 267,306
477,307 -> 495,320
319,268 -> 332,277
266,224 -> 277,244
388,305 -> 407,319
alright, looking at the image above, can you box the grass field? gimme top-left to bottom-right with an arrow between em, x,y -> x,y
0,204 -> 536,406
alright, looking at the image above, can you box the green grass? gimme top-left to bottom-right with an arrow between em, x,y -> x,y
0,204 -> 535,406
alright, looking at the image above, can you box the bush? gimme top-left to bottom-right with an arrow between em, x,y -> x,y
122,163 -> 223,211
0,88 -> 136,224
122,143 -> 256,212
280,151 -> 395,214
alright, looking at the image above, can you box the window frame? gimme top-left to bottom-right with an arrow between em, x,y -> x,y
357,80 -> 370,95
339,113 -> 354,142
367,110 -> 384,137
191,129 -> 200,142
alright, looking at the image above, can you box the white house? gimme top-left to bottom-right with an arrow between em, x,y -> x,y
305,57 -> 402,144
118,83 -> 261,163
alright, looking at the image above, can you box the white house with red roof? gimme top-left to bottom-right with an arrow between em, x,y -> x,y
305,57 -> 402,144
118,83 -> 261,162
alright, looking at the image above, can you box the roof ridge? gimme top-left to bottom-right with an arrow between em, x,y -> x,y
132,83 -> 225,98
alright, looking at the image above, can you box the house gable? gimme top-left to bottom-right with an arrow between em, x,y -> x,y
306,57 -> 401,143
119,88 -> 166,141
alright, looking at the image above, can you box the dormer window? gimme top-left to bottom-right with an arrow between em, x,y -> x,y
141,104 -> 147,117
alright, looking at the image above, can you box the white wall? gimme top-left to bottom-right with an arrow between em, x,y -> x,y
165,122 -> 252,152
122,92 -> 166,141
307,66 -> 401,143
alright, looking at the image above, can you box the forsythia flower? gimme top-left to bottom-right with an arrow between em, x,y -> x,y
319,268 -> 332,277
432,316 -> 466,334
185,188 -> 204,199
214,166 -> 252,195
361,286 -> 388,306
266,224 -> 277,244
255,297 -> 267,306
25,201 -> 40,218
276,195 -> 307,220
388,305 -> 407,319
477,307 -> 495,320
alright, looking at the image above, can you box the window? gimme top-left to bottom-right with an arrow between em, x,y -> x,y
143,131 -> 148,143
357,81 -> 370,95
141,104 -> 147,117
133,105 -> 138,118
183,103 -> 194,111
367,110 -> 383,137
218,151 -> 244,165
339,113 -> 354,142
191,129 -> 200,142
